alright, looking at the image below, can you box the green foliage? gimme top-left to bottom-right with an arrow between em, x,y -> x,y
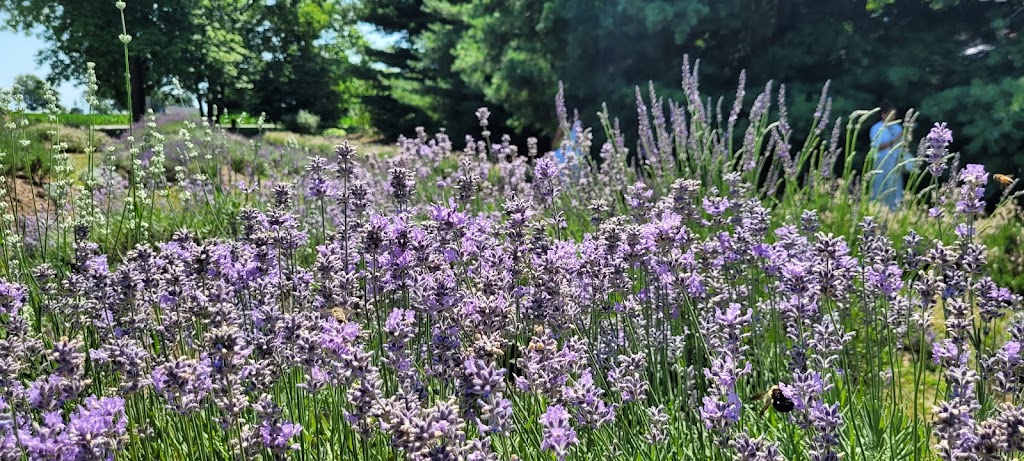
220,113 -> 258,126
12,74 -> 52,112
261,130 -> 397,157
2,0 -> 201,119
0,132 -> 50,181
922,77 -> 1024,176
0,120 -> 111,180
22,124 -> 112,153
980,205 -> 1024,294
2,0 -> 366,127
262,131 -> 338,156
323,127 -> 348,137
360,0 -> 1024,176
241,0 -> 365,129
22,113 -> 130,127
292,109 -> 322,135
357,0 -> 499,141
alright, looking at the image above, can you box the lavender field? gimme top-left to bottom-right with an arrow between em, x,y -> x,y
3,45 -> 1024,461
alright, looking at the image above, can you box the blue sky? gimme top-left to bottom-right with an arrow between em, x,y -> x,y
1,13 -> 85,109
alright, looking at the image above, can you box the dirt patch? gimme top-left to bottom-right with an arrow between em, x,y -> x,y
220,164 -> 239,189
5,176 -> 54,217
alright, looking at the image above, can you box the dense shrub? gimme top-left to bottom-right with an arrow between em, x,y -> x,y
322,127 -> 348,138
0,119 -> 111,179
23,124 -> 112,153
291,109 -> 321,135
260,130 -> 379,157
22,113 -> 130,127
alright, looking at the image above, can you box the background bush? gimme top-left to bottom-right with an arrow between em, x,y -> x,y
280,109 -> 322,135
22,113 -> 130,127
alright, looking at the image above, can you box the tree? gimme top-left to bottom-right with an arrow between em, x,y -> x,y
13,74 -> 52,111
358,0 -> 507,142
243,0 -> 363,127
0,1 -> 319,123
361,0 -> 1023,179
1,0 -> 203,121
181,0 -> 264,121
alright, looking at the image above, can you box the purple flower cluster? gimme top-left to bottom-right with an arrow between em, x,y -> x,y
700,303 -> 752,435
955,163 -> 988,216
2,67 -> 1021,461
0,281 -> 25,316
539,405 -> 577,461
14,396 -> 127,461
921,122 -> 953,177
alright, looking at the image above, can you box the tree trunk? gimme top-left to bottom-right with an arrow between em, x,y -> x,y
130,56 -> 147,122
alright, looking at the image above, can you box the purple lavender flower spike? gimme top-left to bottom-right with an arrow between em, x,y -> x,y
66,396 -> 129,460
955,163 -> 988,216
564,369 -> 616,429
921,122 -> 953,177
539,405 -> 578,461
259,420 -> 302,454
0,281 -> 26,316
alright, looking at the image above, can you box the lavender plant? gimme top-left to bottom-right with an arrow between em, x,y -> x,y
1,10 -> 1024,459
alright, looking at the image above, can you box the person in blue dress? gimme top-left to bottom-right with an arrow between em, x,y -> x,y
552,120 -> 582,165
869,103 -> 912,209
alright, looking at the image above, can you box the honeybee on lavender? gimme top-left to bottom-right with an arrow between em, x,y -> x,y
994,174 -> 1015,188
329,307 -> 349,322
526,325 -> 549,352
751,385 -> 795,416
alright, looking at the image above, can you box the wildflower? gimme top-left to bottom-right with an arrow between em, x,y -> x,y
607,353 -> 648,403
625,181 -> 654,216
335,141 -> 357,175
383,308 -> 416,374
27,374 -> 73,411
732,434 -> 785,460
808,401 -> 844,459
465,437 -> 500,461
66,396 -> 129,459
305,156 -> 333,199
0,281 -> 26,315
539,405 -> 577,461
253,396 -> 302,455
259,420 -> 302,454
955,163 -> 988,216
20,411 -> 73,460
933,364 -> 981,460
461,357 -> 506,406
702,195 -> 731,217
389,167 -> 416,209
533,158 -> 560,204
151,357 -> 214,414
644,405 -> 670,445
921,122 -> 953,177
564,369 -> 616,428
477,397 -> 513,435
475,107 -> 491,129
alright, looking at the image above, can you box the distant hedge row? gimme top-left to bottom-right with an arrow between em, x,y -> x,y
20,113 -> 130,127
